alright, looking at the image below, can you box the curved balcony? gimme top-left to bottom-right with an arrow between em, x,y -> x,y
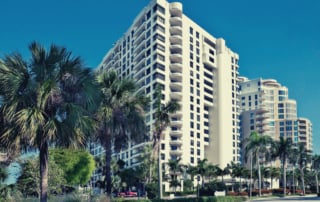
170,35 -> 182,45
170,128 -> 182,137
170,139 -> 182,146
256,115 -> 269,121
170,63 -> 182,73
170,72 -> 182,82
170,2 -> 182,17
170,91 -> 182,100
171,119 -> 182,127
170,111 -> 182,119
170,44 -> 182,53
170,17 -> 182,27
170,82 -> 182,92
170,149 -> 182,155
256,107 -> 268,114
170,26 -> 182,36
170,54 -> 182,64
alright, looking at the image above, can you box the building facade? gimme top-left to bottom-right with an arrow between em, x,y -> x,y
239,77 -> 313,163
96,0 -> 241,178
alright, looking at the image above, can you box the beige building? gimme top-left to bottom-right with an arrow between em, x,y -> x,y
96,0 -> 241,180
239,77 -> 313,163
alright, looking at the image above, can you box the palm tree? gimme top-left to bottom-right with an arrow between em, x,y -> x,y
152,85 -> 180,199
206,164 -> 219,184
272,137 -> 292,196
196,159 -> 208,188
216,166 -> 230,183
95,70 -> 149,197
167,158 -> 184,193
0,42 -> 96,202
312,154 -> 320,194
228,162 -> 246,191
269,167 -> 281,189
245,131 -> 272,196
295,143 -> 311,195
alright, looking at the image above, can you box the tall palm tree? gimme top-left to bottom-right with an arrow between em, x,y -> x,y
312,154 -> 320,194
272,137 -> 292,196
152,85 -> 180,199
196,159 -> 208,188
269,167 -> 281,189
206,164 -> 219,184
0,42 -> 96,202
167,158 -> 184,193
95,70 -> 149,197
295,143 -> 311,195
245,131 -> 272,196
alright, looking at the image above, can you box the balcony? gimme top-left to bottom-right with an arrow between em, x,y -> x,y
170,138 -> 182,146
169,2 -> 182,17
170,53 -> 182,64
255,114 -> 269,121
170,44 -> 182,53
170,72 -> 182,82
170,35 -> 182,45
170,129 -> 182,137
170,63 -> 182,72
170,91 -> 182,100
171,118 -> 182,127
170,82 -> 182,91
170,17 -> 182,27
170,26 -> 182,36
170,148 -> 182,155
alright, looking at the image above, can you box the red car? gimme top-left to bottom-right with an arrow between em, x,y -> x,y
126,191 -> 138,197
117,191 -> 137,197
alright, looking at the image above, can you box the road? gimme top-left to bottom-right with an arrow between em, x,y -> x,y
250,195 -> 320,202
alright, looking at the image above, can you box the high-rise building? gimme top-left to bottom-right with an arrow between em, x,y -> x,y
239,77 -> 313,162
97,0 -> 240,178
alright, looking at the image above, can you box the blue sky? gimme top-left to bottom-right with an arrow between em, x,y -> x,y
1,0 -> 319,153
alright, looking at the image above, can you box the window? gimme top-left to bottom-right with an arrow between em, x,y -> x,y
153,4 -> 165,14
196,31 -> 199,38
189,27 -> 193,35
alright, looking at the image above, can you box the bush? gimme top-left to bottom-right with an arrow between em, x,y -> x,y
145,182 -> 157,199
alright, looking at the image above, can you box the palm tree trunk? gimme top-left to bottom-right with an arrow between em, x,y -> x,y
105,134 -> 112,197
158,142 -> 163,199
316,172 -> 319,194
301,167 -> 305,195
39,142 -> 48,202
257,156 -> 261,196
283,158 -> 287,196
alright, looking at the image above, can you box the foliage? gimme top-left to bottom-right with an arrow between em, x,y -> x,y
0,42 -> 97,202
145,182 -> 158,199
16,157 -> 66,198
50,148 -> 95,185
0,165 -> 8,184
95,70 -> 149,196
151,196 -> 246,202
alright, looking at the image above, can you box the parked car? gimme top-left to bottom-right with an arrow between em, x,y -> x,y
126,191 -> 138,197
117,191 -> 137,197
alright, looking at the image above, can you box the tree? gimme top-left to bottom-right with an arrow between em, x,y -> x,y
0,166 -> 7,185
245,131 -> 272,196
50,149 -> 95,185
95,70 -> 149,197
272,137 -> 292,195
295,143 -> 311,195
17,157 -> 66,198
269,167 -> 281,189
167,158 -> 184,193
152,85 -> 180,198
312,154 -> 320,194
195,159 -> 209,188
0,42 -> 96,202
